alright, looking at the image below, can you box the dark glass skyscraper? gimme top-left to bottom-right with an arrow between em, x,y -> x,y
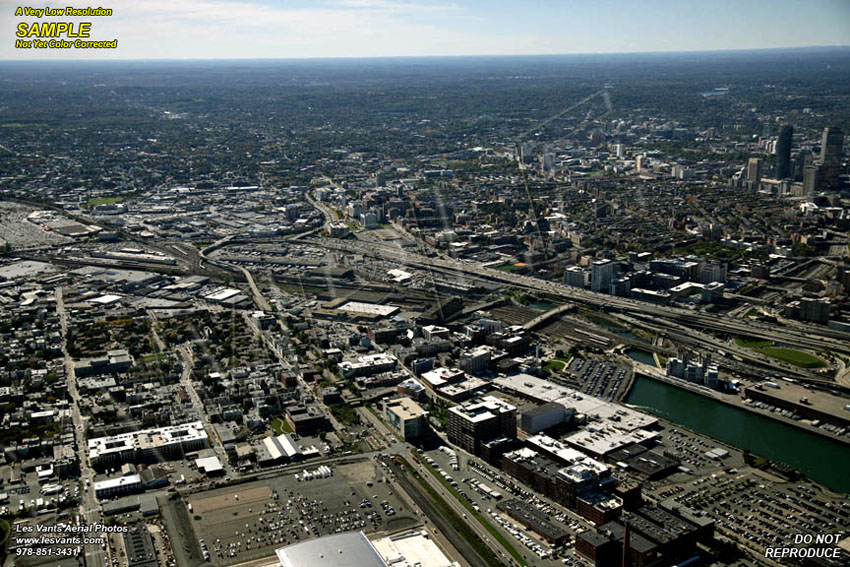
775,124 -> 793,179
819,126 -> 844,189
820,126 -> 844,165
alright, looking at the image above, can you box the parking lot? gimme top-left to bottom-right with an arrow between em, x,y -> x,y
649,472 -> 850,565
640,422 -> 850,566
651,425 -> 746,478
562,357 -> 629,400
419,446 -> 596,567
185,459 -> 417,564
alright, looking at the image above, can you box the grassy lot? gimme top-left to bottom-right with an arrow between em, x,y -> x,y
543,355 -> 572,373
277,283 -> 324,295
329,403 -> 361,425
735,337 -> 826,368
496,263 -> 524,272
270,417 -> 293,434
141,352 -> 168,363
735,336 -> 773,348
753,347 -> 826,369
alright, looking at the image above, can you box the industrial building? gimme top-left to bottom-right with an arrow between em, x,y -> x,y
284,404 -> 330,435
606,443 -> 680,480
74,348 -> 134,378
577,521 -> 660,567
334,300 -> 400,319
88,421 -> 209,470
494,374 -> 658,433
496,499 -> 571,545
122,523 -> 158,567
275,529 -> 456,567
520,401 -> 575,434
501,446 -> 622,525
576,501 -> 714,567
94,474 -> 142,500
447,395 -> 517,463
276,531 -> 386,567
370,530 -> 458,567
195,455 -> 225,476
339,353 -> 398,378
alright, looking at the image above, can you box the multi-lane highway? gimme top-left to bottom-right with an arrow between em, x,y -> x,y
303,236 -> 850,362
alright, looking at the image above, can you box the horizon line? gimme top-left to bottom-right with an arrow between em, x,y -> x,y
3,44 -> 849,64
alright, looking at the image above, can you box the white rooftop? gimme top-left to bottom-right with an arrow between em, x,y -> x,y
93,474 -> 141,492
196,456 -> 223,473
371,531 -> 455,567
276,531 -> 386,567
565,425 -> 659,457
88,421 -> 207,460
449,395 -> 515,423
264,434 -> 301,460
336,301 -> 399,317
90,294 -> 123,305
205,287 -> 241,302
494,374 -> 657,431
526,434 -> 608,475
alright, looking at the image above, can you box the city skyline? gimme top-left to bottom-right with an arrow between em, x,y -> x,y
2,0 -> 850,60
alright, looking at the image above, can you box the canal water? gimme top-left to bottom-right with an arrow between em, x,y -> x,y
626,349 -> 657,366
592,318 -> 649,344
626,376 -> 850,494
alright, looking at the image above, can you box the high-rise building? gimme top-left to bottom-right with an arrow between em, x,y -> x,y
799,297 -> 830,324
819,126 -> 844,189
803,165 -> 820,195
700,262 -> 727,284
774,124 -> 793,179
564,266 -> 591,288
447,395 -> 516,458
613,143 -> 625,158
591,259 -> 616,293
746,157 -> 762,184
793,149 -> 812,182
820,126 -> 844,166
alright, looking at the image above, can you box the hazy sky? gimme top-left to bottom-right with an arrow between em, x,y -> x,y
2,0 -> 850,60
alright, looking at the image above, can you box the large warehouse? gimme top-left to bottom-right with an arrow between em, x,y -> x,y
275,530 -> 457,567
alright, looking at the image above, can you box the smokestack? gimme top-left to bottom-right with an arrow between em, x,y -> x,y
622,522 -> 631,567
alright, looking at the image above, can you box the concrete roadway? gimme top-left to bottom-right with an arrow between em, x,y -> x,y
56,287 -> 107,567
359,407 -> 525,567
305,237 -> 850,361
177,345 -> 233,475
